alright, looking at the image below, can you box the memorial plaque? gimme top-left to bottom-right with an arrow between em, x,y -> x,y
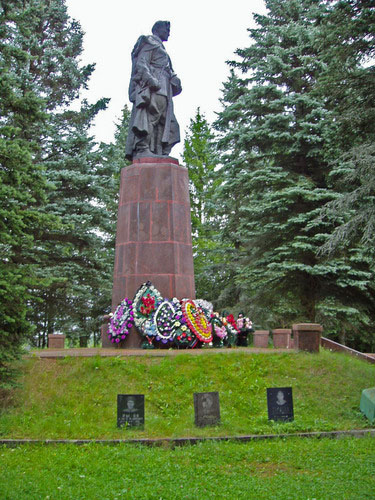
194,392 -> 220,427
267,387 -> 294,422
360,387 -> 375,423
117,394 -> 144,428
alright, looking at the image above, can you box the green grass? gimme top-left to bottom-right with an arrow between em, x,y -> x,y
1,350 -> 374,499
0,349 -> 374,439
1,436 -> 375,499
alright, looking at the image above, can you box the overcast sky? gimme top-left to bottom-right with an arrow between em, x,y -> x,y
65,0 -> 267,159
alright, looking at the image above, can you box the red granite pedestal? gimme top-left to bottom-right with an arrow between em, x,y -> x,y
292,323 -> 323,352
107,156 -> 196,348
48,334 -> 66,349
272,329 -> 292,349
253,330 -> 269,348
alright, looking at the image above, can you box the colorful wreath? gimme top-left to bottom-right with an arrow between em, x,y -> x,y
107,298 -> 134,344
209,314 -> 227,348
221,316 -> 238,347
132,281 -> 162,336
212,321 -> 228,340
171,298 -> 198,348
194,299 -> 213,321
149,299 -> 179,344
226,313 -> 239,333
181,299 -> 212,343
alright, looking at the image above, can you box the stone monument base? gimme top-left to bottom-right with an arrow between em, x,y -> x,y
106,156 -> 196,349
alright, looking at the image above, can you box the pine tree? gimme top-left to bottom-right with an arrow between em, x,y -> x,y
183,109 -> 217,233
317,0 -> 375,254
28,99 -> 116,348
214,0 -> 375,344
100,104 -> 131,225
0,0 -> 58,385
182,109 -> 227,300
1,0 -> 118,349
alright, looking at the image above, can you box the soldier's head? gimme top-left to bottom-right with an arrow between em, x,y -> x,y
152,21 -> 170,42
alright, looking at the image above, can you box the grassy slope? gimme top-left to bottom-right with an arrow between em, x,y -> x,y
0,349 -> 374,439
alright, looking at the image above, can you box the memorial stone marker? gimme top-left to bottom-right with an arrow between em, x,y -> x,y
194,391 -> 220,427
267,387 -> 294,422
360,387 -> 375,423
117,394 -> 145,428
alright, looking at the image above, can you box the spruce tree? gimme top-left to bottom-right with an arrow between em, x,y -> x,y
1,0 -> 117,348
28,99 -> 116,347
182,109 -> 227,300
316,0 -> 375,254
183,109 -> 217,234
214,0 -> 375,343
0,0 -> 57,384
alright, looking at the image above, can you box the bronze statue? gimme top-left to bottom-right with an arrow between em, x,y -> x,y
125,21 -> 182,160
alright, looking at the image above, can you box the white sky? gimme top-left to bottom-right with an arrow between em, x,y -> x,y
65,0 -> 267,160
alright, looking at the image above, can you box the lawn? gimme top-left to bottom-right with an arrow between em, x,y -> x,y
1,349 -> 374,499
0,349 -> 374,440
1,436 -> 374,499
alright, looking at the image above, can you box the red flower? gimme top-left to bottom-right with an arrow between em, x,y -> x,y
140,294 -> 155,315
227,314 -> 239,332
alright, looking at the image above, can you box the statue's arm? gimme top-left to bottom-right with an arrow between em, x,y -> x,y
170,73 -> 182,96
167,56 -> 182,96
134,42 -> 160,92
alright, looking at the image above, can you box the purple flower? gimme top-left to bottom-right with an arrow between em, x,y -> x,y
115,338 -> 120,343
121,335 -> 126,340
111,338 -> 115,343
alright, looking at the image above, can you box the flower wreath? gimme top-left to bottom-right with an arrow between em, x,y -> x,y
226,313 -> 239,333
211,316 -> 228,340
221,315 -> 237,347
132,281 -> 162,336
107,298 -> 134,344
194,299 -> 213,321
171,298 -> 198,348
181,299 -> 212,343
148,299 -> 179,344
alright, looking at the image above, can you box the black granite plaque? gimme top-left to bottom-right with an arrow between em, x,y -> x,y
194,391 -> 220,427
267,387 -> 294,422
117,394 -> 144,428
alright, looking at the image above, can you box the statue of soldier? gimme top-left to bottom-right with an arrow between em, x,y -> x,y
125,21 -> 182,160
